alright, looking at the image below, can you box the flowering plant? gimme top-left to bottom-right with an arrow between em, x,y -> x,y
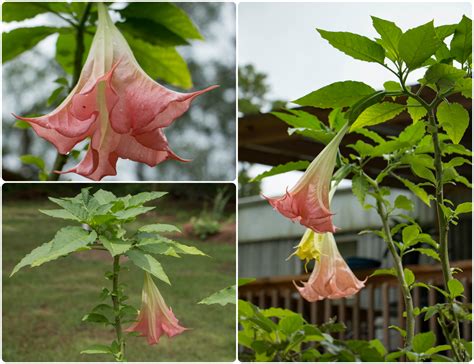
246,15 -> 472,362
10,188 -> 209,361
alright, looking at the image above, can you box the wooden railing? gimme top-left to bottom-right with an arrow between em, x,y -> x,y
239,260 -> 472,350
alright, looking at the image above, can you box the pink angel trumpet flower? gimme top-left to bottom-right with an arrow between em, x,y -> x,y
264,123 -> 348,233
14,3 -> 218,180
126,272 -> 187,345
294,230 -> 366,302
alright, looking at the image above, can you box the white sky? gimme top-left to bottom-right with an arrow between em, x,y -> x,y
239,2 -> 471,196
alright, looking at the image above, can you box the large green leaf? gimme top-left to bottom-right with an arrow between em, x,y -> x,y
126,249 -> 170,284
435,24 -> 457,40
294,81 -> 375,108
39,209 -> 81,221
117,18 -> 189,47
48,197 -> 89,221
413,332 -> 436,353
2,2 -> 51,22
317,29 -> 385,63
436,101 -> 469,144
125,34 -> 192,88
371,16 -> 402,60
113,206 -> 155,220
350,102 -> 406,130
119,2 -> 203,41
450,15 -> 472,64
11,227 -> 97,276
100,236 -> 132,256
3,26 -> 67,63
127,191 -> 167,207
138,224 -> 181,233
425,63 -> 465,84
198,285 -> 235,306
399,21 -> 442,69
55,31 -> 93,74
251,161 -> 310,183
138,235 -> 207,257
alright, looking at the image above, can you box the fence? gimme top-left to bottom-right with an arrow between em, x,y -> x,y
239,260 -> 472,350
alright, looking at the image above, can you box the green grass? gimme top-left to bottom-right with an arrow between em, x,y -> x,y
2,199 -> 236,362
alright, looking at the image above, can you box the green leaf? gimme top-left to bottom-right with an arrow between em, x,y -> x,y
383,81 -> 402,92
407,97 -> 427,123
450,15 -> 472,64
328,108 -> 347,131
2,2 -> 51,22
139,236 -> 207,257
317,29 -> 385,63
425,345 -> 451,356
399,21 -> 442,69
93,190 -> 117,205
119,3 -> 203,41
397,177 -> 431,207
117,18 -> 189,48
39,209 -> 81,221
100,236 -> 132,256
436,101 -> 469,144
435,24 -> 458,40
350,102 -> 406,131
56,32 -> 93,74
404,268 -> 415,287
13,120 -> 31,129
414,248 -> 440,261
126,249 -> 170,284
198,285 -> 235,306
82,313 -> 110,324
278,314 -> 304,335
370,268 -> 396,277
238,278 -> 256,287
413,331 -> 436,353
127,191 -> 167,207
402,225 -> 420,245
47,86 -> 66,106
455,202 -> 472,215
453,77 -> 472,99
372,16 -> 402,60
138,224 -> 181,233
11,227 -> 97,276
20,154 -> 45,171
424,64 -> 465,86
81,344 -> 112,355
394,195 -> 414,211
294,81 -> 375,108
113,206 -> 155,220
3,26 -> 67,63
250,161 -> 309,182
352,174 -> 368,206
124,33 -> 192,89
448,279 -> 464,298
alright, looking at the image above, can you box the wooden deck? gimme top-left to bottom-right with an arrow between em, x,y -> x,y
239,260 -> 472,349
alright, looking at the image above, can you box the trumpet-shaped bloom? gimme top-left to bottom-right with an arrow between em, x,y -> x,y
287,228 -> 321,270
294,231 -> 365,301
264,123 -> 348,233
126,273 -> 187,345
14,3 -> 217,180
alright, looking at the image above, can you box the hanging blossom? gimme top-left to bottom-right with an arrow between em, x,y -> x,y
293,229 -> 366,302
264,123 -> 348,233
126,272 -> 187,345
14,3 -> 217,180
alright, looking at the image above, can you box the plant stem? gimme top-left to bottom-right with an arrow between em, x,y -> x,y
48,2 -> 92,180
427,110 -> 465,362
373,186 -> 415,348
112,255 -> 125,361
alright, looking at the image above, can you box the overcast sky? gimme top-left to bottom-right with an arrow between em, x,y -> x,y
239,2 -> 471,196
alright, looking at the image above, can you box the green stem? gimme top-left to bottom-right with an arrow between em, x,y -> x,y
112,255 -> 125,361
427,110 -> 465,362
48,2 -> 92,181
374,186 -> 415,349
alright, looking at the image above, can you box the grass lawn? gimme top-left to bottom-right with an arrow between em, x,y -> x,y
2,198 -> 236,362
